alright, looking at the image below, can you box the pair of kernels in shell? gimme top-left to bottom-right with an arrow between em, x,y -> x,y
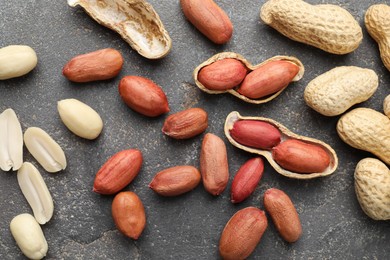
194,52 -> 304,104
229,120 -> 330,174
225,112 -> 338,179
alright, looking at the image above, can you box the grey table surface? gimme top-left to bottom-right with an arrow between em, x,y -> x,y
0,0 -> 389,259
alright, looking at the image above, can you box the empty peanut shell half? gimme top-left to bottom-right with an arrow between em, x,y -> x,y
67,0 -> 172,59
24,127 -> 67,173
0,108 -> 23,171
224,111 -> 338,179
193,52 -> 304,104
17,162 -> 54,224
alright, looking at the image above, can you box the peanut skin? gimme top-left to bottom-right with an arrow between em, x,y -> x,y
219,207 -> 267,260
272,139 -> 330,173
162,108 -> 208,139
198,58 -> 248,91
63,48 -> 123,82
264,188 -> 302,243
229,120 -> 281,150
231,157 -> 264,203
93,149 -> 143,195
149,165 -> 201,196
111,191 -> 146,239
200,133 -> 229,196
118,76 -> 170,117
237,60 -> 299,99
180,0 -> 233,44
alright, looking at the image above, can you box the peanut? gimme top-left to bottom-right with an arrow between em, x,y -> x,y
337,108 -> 390,165
200,133 -> 229,196
0,108 -> 23,171
10,213 -> 48,259
384,95 -> 390,118
263,188 -> 302,243
67,0 -> 172,59
63,48 -> 123,82
236,60 -> 300,99
111,191 -> 146,239
272,139 -> 331,173
149,165 -> 201,196
24,127 -> 67,173
93,149 -> 143,195
0,45 -> 38,80
180,0 -> 233,44
230,157 -> 264,203
197,58 -> 247,91
57,98 -> 103,140
17,162 -> 54,225
194,52 -> 305,104
354,158 -> 390,220
304,66 -> 378,116
219,207 -> 267,260
365,4 -> 390,72
119,76 -> 170,117
260,0 -> 363,54
225,111 -> 338,179
229,120 -> 281,150
162,108 -> 208,139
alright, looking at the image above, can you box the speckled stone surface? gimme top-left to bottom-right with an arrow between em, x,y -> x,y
0,1 -> 389,259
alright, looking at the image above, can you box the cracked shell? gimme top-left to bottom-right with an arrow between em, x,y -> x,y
354,158 -> 390,220
224,111 -> 338,179
193,52 -> 304,104
67,0 -> 172,59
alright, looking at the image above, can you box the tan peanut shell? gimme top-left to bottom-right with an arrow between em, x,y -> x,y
383,95 -> 390,118
224,111 -> 338,179
193,52 -> 304,104
67,0 -> 172,59
354,158 -> 390,220
365,4 -> 390,72
337,108 -> 390,165
260,0 -> 363,55
304,66 -> 378,116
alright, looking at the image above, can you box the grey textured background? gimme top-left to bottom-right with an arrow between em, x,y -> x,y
0,0 -> 389,259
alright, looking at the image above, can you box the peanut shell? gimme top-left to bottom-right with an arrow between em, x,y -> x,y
193,52 -> 304,104
304,66 -> 378,116
337,108 -> 390,165
67,0 -> 172,59
365,4 -> 390,72
260,0 -> 363,54
224,111 -> 338,179
354,158 -> 390,220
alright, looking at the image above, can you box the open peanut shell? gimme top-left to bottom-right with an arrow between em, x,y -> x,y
67,0 -> 172,59
193,52 -> 304,104
224,111 -> 338,179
